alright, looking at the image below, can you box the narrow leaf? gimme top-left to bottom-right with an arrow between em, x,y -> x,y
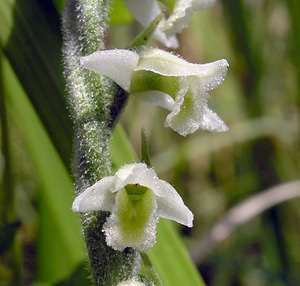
0,0 -> 72,167
129,12 -> 165,48
140,128 -> 151,167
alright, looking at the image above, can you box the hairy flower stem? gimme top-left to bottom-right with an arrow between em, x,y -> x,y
62,0 -> 137,285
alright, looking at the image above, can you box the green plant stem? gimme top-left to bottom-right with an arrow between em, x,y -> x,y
62,0 -> 138,285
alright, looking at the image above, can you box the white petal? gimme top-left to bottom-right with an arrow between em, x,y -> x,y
154,180 -> 193,227
160,0 -> 194,36
199,106 -> 228,132
199,59 -> 229,91
132,90 -> 175,111
114,163 -> 140,182
115,163 -> 161,192
137,49 -> 228,90
80,49 -> 139,91
72,177 -> 115,212
153,29 -> 179,49
137,49 -> 194,76
124,0 -> 161,29
114,163 -> 147,186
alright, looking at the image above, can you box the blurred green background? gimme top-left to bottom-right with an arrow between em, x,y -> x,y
1,0 -> 300,285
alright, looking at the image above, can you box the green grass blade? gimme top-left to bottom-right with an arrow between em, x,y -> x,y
148,221 -> 204,286
2,55 -> 85,284
0,0 -> 72,167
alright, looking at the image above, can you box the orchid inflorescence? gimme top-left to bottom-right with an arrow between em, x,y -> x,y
72,0 -> 228,256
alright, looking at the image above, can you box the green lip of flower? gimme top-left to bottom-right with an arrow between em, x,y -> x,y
72,163 -> 193,251
123,0 -> 217,48
80,48 -> 228,136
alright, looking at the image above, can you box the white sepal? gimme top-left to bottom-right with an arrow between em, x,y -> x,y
132,90 -> 175,111
80,49 -> 139,91
114,163 -> 158,191
137,49 -> 228,90
153,180 -> 194,227
72,177 -> 115,212
123,0 -> 161,30
160,0 -> 194,36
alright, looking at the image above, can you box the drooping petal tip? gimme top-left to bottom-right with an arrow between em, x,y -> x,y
154,179 -> 194,227
199,106 -> 229,132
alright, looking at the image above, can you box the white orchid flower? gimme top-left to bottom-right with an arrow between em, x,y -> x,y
81,48 -> 228,136
72,163 -> 193,251
123,0 -> 179,48
123,0 -> 216,48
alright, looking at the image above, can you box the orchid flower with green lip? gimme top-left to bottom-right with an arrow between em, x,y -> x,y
80,48 -> 228,136
123,0 -> 216,48
72,163 -> 193,251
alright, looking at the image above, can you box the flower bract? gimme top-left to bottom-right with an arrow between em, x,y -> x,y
81,48 -> 228,136
72,163 -> 193,251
